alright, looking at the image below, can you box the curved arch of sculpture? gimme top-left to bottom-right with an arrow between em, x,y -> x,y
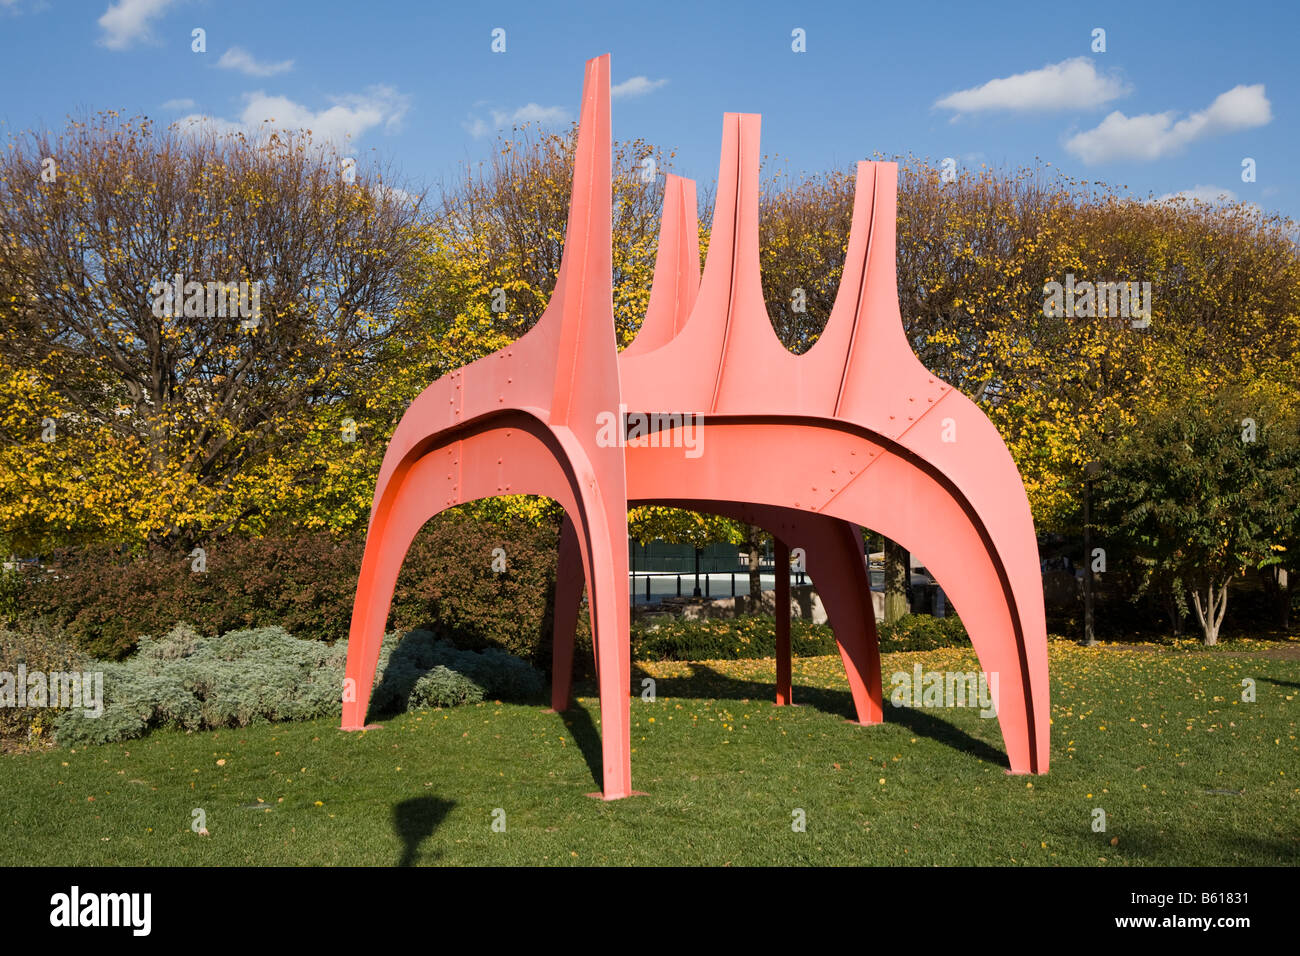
344,54 -> 1050,802
553,407 -> 1047,773
618,421 -> 1045,772
340,55 -> 635,800
552,111 -> 1049,774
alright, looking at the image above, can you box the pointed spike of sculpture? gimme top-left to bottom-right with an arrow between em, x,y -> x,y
624,175 -> 699,356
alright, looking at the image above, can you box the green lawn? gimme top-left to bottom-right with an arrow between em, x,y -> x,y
2,641 -> 1296,866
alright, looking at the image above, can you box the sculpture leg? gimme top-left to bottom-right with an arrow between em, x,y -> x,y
343,418 -> 635,796
802,519 -> 883,725
837,452 -> 1044,770
550,514 -> 583,712
341,457 -> 446,730
661,500 -> 882,723
759,507 -> 882,723
566,482 -> 632,799
774,537 -> 793,705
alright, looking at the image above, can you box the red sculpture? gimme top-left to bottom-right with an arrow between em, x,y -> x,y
342,55 -> 1050,799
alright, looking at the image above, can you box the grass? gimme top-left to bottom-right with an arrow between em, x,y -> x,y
1,640 -> 1296,866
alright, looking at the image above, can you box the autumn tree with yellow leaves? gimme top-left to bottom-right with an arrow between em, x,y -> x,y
2,116 -> 1298,638
0,114 -> 426,551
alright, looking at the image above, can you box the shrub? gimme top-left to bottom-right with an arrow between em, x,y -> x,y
410,667 -> 485,708
50,622 -> 543,747
0,621 -> 85,749
52,623 -> 345,745
389,517 -> 571,665
369,629 -> 543,714
21,550 -> 195,660
876,614 -> 969,652
15,540 -> 365,658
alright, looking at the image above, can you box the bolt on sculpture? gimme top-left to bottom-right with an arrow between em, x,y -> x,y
342,54 -> 1050,799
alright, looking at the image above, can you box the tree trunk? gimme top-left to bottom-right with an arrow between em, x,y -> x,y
1163,591 -> 1184,637
745,523 -> 763,603
883,536 -> 910,624
1282,568 -> 1291,630
1191,578 -> 1230,646
1265,567 -> 1290,629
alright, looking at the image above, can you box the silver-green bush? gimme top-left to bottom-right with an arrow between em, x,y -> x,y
53,623 -> 542,746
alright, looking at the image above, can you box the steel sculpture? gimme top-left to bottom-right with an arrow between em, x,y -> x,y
342,54 -> 1050,800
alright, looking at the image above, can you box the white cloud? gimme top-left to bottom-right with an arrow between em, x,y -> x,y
373,183 -> 418,206
1154,184 -> 1238,203
1149,185 -> 1262,219
171,113 -> 243,139
935,58 -> 1129,114
217,46 -> 294,77
1065,84 -> 1272,164
464,102 -> 571,137
173,85 -> 410,145
97,0 -> 174,50
611,75 -> 668,99
493,103 -> 570,126
161,97 -> 195,111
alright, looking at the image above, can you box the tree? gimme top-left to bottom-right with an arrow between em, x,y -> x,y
0,113 -> 426,550
1094,388 -> 1300,645
627,506 -> 743,553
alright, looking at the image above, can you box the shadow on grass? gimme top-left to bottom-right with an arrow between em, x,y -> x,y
393,796 -> 455,866
883,704 -> 1007,766
554,699 -> 604,786
1260,676 -> 1300,690
1106,824 -> 1299,865
557,662 -> 1008,782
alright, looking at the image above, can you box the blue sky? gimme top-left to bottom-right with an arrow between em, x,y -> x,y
1,0 -> 1296,217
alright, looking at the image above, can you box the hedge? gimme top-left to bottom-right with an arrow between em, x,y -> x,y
627,612 -> 968,661
17,513 -> 580,664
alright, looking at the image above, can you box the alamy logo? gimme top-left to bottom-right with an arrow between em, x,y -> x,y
149,274 -> 262,328
49,886 -> 151,936
890,664 -> 999,718
1042,274 -> 1151,328
595,405 -> 704,459
0,666 -> 103,717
